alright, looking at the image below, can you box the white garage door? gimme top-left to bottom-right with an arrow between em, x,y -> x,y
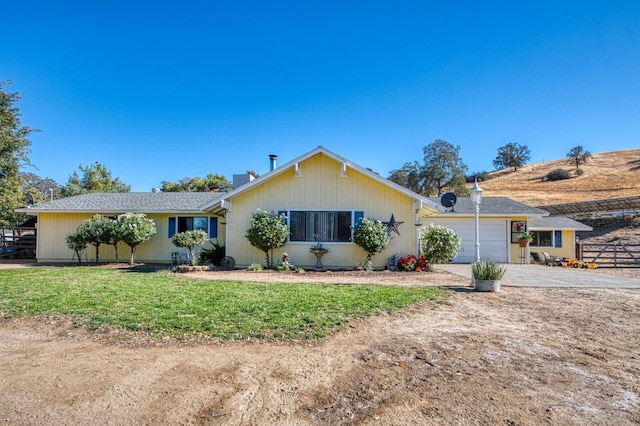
426,218 -> 509,263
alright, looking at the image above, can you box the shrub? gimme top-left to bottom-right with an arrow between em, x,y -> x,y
248,263 -> 263,271
65,231 -> 88,264
576,168 -> 585,176
172,230 -> 208,266
546,168 -> 571,181
199,239 -> 225,265
76,214 -> 114,264
352,217 -> 390,270
245,209 -> 289,268
419,224 -> 461,263
466,171 -> 490,183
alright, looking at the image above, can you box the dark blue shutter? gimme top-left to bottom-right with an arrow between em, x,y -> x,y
168,217 -> 176,238
278,210 -> 288,224
554,230 -> 562,248
209,217 -> 218,239
353,211 -> 364,228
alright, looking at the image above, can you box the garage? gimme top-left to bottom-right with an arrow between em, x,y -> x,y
425,218 -> 509,263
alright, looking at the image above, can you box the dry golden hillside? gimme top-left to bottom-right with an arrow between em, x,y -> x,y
475,148 -> 640,207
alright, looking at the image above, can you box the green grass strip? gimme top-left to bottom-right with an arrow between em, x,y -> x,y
0,267 -> 448,341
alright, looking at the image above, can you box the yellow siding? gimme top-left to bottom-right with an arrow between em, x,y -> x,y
37,213 -> 225,264
528,230 -> 576,261
511,229 -> 577,264
225,153 -> 418,269
508,216 -> 533,263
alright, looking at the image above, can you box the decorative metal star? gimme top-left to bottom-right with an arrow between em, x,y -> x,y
383,214 -> 404,236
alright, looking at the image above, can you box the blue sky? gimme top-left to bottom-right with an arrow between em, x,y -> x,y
4,1 -> 639,192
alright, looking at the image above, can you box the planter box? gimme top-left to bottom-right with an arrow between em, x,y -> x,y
175,265 -> 211,273
474,279 -> 501,292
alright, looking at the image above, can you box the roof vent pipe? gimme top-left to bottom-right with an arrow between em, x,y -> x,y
269,154 -> 278,171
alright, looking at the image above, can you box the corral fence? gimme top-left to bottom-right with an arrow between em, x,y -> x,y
579,241 -> 640,268
1,227 -> 37,259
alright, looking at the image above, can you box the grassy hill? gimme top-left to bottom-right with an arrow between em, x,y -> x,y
474,148 -> 640,207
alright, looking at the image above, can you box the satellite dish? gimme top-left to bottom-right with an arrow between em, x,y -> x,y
26,193 -> 35,205
440,192 -> 457,211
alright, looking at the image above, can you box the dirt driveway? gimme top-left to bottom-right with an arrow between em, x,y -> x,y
1,266 -> 639,425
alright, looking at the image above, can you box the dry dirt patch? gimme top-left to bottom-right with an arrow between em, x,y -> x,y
1,269 -> 639,425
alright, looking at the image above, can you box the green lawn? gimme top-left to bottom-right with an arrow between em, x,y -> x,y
0,267 -> 448,341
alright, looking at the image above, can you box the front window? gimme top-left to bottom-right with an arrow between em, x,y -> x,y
531,231 -> 553,247
178,216 -> 209,233
289,211 -> 352,242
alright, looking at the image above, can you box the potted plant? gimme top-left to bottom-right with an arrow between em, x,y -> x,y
517,233 -> 534,247
471,260 -> 506,292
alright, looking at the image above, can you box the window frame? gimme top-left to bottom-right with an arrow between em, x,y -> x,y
168,216 -> 218,239
529,230 -> 563,248
285,209 -> 359,244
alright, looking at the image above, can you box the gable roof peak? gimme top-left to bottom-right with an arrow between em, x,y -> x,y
200,146 -> 444,214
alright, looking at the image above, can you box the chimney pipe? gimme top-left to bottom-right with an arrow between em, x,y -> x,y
269,154 -> 277,171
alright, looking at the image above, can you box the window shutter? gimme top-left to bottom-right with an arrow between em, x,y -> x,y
554,230 -> 562,248
168,217 -> 176,238
209,217 -> 218,239
278,210 -> 288,224
353,211 -> 364,227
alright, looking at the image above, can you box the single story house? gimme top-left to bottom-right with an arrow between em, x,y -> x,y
17,146 -> 590,267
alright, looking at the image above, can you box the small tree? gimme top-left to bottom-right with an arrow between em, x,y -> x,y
102,218 -> 123,264
172,230 -> 208,266
566,145 -> 592,170
116,213 -> 157,265
419,224 -> 461,264
65,230 -> 88,264
244,209 -> 289,268
76,214 -> 113,264
352,217 -> 390,271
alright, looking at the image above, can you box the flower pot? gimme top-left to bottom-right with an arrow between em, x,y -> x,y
474,279 -> 501,292
518,240 -> 529,248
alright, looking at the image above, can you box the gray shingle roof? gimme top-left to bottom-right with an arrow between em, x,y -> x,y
428,196 -> 549,216
20,192 -> 223,213
528,217 -> 593,231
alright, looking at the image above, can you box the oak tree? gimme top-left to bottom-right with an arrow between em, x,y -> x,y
566,145 -> 592,170
62,162 -> 130,196
493,142 -> 531,171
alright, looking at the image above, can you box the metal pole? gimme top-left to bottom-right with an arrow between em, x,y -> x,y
474,201 -> 480,262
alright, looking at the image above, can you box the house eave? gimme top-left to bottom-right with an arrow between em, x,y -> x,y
16,208 -> 210,215
432,212 -> 547,219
